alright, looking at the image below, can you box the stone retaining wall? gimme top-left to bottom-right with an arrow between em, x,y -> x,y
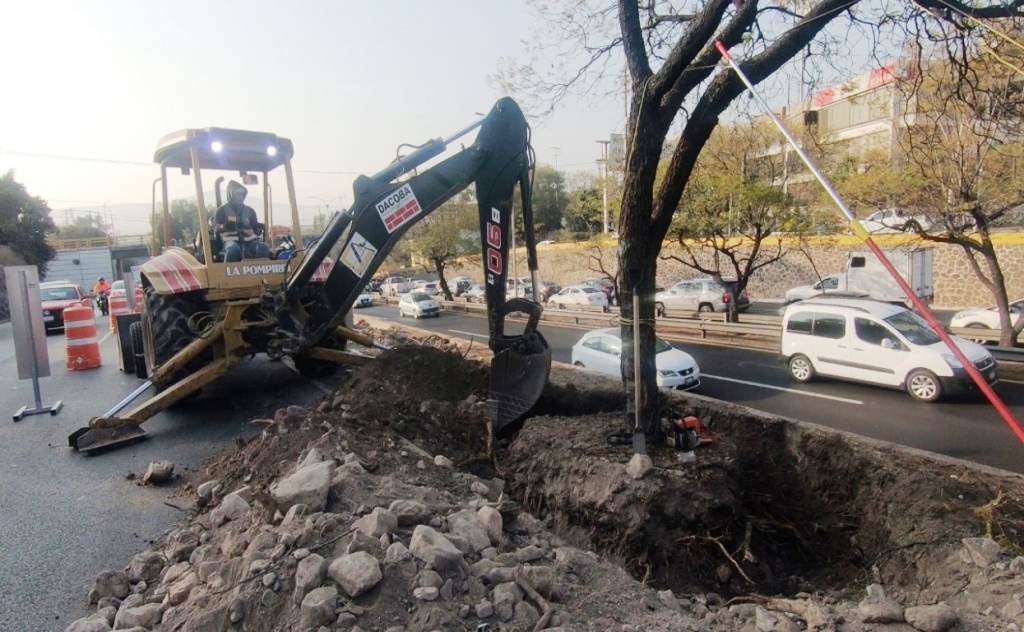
446,233 -> 1024,309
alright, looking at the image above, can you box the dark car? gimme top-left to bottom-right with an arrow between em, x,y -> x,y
39,281 -> 89,331
537,281 -> 562,302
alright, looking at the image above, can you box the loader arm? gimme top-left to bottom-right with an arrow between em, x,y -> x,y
282,97 -> 551,429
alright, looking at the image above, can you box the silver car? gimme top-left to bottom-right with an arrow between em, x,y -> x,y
655,278 -> 750,315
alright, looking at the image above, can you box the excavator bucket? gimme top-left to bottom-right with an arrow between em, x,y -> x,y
69,420 -> 148,454
489,331 -> 551,432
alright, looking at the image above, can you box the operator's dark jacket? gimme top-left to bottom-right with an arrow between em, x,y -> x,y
215,183 -> 262,243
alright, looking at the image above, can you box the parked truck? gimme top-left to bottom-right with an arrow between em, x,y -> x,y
784,248 -> 934,307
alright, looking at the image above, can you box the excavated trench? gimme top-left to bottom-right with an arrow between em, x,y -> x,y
324,345 -> 1024,600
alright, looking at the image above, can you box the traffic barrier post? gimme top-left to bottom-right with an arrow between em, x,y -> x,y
108,294 -> 131,333
132,287 -> 144,313
65,305 -> 102,371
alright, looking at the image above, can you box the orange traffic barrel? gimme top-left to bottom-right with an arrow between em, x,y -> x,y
109,294 -> 130,332
65,305 -> 102,370
133,287 -> 144,313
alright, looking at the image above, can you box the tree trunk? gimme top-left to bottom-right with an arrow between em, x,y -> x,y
433,258 -> 454,302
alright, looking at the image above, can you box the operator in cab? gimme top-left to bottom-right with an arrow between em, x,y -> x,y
215,181 -> 271,262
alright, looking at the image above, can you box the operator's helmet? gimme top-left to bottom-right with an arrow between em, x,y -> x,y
227,180 -> 247,203
98,277 -> 105,282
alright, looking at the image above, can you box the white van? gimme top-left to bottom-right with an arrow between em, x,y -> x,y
780,298 -> 997,402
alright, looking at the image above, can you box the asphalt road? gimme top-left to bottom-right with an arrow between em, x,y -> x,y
0,300 -> 1013,630
0,314 -> 348,632
354,302 -> 1024,474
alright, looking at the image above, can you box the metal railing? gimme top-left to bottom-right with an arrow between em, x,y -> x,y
369,294 -> 1024,367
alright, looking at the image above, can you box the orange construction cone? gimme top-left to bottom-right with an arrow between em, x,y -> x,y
65,305 -> 102,370
109,293 -> 130,333
133,286 -> 144,313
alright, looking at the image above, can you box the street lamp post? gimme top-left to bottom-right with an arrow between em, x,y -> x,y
309,196 -> 343,231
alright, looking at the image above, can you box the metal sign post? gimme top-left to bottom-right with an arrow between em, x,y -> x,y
6,266 -> 63,421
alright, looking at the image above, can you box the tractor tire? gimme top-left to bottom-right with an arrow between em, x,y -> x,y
292,334 -> 347,379
144,285 -> 211,389
129,321 -> 148,379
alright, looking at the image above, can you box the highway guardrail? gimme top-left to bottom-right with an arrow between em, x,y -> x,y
368,294 -> 1024,372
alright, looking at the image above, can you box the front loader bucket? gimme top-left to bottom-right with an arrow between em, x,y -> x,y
69,420 -> 148,454
489,331 -> 551,432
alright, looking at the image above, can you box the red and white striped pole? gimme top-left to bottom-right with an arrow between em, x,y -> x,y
715,41 -> 1024,445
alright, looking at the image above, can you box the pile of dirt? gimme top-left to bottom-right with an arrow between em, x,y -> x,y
64,325 -> 1024,632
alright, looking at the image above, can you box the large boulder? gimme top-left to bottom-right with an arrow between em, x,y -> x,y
328,552 -> 383,598
270,461 -> 335,512
409,525 -> 464,573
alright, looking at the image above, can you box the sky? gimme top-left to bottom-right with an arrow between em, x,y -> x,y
0,0 -> 632,235
1,1 -> 884,237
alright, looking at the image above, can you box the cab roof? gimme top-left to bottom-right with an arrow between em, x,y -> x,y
154,128 -> 295,172
787,297 -> 907,318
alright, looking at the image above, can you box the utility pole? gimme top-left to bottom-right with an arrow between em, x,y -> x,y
596,140 -> 610,233
551,147 -> 562,234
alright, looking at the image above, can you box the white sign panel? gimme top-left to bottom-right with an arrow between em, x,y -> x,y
376,184 -> 422,233
5,266 -> 51,380
340,231 -> 378,277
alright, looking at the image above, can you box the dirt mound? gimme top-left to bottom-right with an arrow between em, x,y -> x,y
65,332 -> 1024,632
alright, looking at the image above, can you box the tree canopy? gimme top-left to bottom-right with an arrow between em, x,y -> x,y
497,0 -> 1024,435
406,190 -> 478,300
57,212 -> 107,240
0,171 -> 57,277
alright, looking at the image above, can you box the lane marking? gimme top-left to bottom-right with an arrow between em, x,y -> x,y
448,329 -> 484,338
702,373 -> 863,404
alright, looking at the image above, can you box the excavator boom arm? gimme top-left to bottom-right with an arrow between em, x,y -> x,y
284,97 -> 551,429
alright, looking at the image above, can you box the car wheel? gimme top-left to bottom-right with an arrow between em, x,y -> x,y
964,323 -> 992,345
788,354 -> 815,382
655,302 -> 666,318
906,369 -> 943,403
903,220 -> 921,233
698,304 -> 714,313
573,361 -> 585,368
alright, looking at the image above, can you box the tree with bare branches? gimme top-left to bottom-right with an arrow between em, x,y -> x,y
497,0 -> 1024,437
895,40 -> 1024,345
664,121 -> 814,322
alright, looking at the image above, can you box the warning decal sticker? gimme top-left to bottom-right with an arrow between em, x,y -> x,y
340,231 -> 378,277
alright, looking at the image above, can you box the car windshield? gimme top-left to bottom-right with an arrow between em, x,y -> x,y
41,287 -> 77,300
885,310 -> 941,346
409,292 -> 431,302
112,281 -> 125,291
608,334 -> 672,354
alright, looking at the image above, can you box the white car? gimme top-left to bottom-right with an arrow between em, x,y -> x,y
860,209 -> 932,234
781,297 -> 997,402
547,285 -> 609,309
415,281 -> 440,296
464,284 -> 486,300
950,298 -> 1024,332
398,291 -> 440,319
354,293 -> 373,308
381,276 -> 414,296
571,327 -> 700,391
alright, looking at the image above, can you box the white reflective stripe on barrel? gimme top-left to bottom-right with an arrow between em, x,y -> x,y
64,320 -> 96,330
67,337 -> 99,346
